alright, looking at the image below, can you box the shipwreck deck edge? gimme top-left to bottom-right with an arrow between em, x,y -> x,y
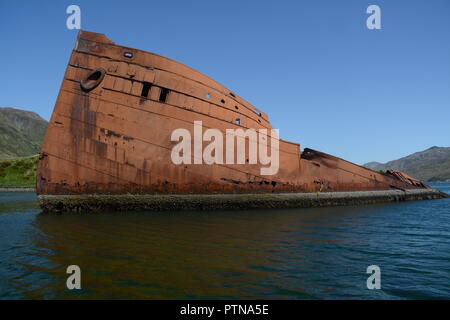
38,189 -> 448,213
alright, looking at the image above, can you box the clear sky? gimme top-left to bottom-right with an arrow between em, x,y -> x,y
1,0 -> 449,164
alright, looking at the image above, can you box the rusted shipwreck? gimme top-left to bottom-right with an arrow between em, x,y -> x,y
37,31 -> 447,212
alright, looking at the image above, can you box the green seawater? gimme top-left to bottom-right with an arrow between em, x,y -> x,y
1,184 -> 449,299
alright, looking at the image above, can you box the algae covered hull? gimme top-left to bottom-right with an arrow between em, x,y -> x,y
36,31 -> 445,211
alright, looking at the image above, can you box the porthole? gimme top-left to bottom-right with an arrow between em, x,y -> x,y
80,68 -> 106,92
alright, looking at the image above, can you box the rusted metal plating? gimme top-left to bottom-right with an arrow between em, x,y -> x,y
37,30 -> 430,196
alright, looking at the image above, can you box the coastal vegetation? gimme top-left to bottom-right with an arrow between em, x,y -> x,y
0,155 -> 38,187
0,107 -> 47,188
0,107 -> 47,158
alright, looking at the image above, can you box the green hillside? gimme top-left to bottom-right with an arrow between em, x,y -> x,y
0,155 -> 38,187
0,107 -> 47,158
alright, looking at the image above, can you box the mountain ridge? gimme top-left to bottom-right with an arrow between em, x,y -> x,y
0,107 -> 48,158
364,146 -> 450,182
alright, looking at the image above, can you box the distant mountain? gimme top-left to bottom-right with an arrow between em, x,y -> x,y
364,161 -> 383,170
364,146 -> 450,182
0,107 -> 48,158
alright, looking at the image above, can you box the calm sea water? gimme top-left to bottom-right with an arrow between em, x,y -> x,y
0,184 -> 449,300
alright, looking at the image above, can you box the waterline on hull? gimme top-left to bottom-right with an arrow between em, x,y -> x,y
39,189 -> 448,213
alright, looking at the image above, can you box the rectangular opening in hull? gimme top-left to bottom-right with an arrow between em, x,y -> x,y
141,82 -> 152,98
159,87 -> 169,103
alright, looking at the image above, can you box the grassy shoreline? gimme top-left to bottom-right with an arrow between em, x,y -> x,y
0,155 -> 38,188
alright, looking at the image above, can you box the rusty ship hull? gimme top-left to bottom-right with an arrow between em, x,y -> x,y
37,31 -> 446,212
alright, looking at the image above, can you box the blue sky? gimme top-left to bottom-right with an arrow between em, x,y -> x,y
0,0 -> 449,164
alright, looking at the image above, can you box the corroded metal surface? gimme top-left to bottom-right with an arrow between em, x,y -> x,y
37,30 -> 432,199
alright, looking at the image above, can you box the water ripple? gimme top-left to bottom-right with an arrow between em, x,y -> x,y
0,184 -> 449,299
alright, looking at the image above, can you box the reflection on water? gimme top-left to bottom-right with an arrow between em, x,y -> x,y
1,184 -> 449,299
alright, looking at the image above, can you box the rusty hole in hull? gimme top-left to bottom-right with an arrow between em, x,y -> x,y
80,67 -> 105,92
